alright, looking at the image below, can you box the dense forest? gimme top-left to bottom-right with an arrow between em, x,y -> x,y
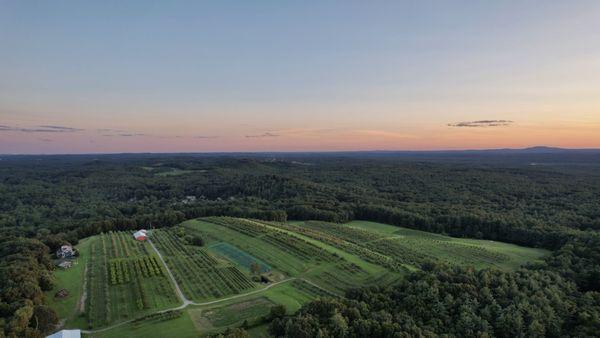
272,237 -> 600,337
1,152 -> 599,337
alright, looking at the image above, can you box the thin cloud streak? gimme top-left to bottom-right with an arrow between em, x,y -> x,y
101,133 -> 145,137
448,120 -> 514,128
245,132 -> 279,138
0,125 -> 83,133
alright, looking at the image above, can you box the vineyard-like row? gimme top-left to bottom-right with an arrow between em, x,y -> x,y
85,231 -> 178,329
151,229 -> 255,301
210,242 -> 271,273
269,222 -> 405,271
291,280 -> 335,298
204,217 -> 339,263
286,221 -> 515,270
109,256 -> 163,285
103,230 -> 149,259
301,221 -> 512,267
300,221 -> 382,244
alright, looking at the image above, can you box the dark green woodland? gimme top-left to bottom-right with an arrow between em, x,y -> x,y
1,151 -> 599,337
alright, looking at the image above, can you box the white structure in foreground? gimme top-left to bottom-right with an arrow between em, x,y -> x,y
46,329 -> 81,338
133,229 -> 148,241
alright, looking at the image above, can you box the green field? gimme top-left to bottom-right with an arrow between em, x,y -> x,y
346,220 -> 549,269
287,220 -> 548,271
47,217 -> 547,337
209,242 -> 271,273
51,231 -> 180,331
151,229 -> 257,302
45,237 -> 94,329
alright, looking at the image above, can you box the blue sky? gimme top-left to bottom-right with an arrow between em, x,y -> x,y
1,1 -> 599,153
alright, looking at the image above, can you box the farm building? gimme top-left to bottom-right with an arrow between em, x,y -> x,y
46,329 -> 81,338
133,229 -> 148,241
56,245 -> 75,259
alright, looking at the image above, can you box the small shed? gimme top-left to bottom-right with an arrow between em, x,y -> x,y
133,229 -> 148,241
46,329 -> 81,338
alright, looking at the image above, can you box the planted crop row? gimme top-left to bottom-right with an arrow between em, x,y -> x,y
337,262 -> 366,275
292,280 -> 334,298
274,223 -> 404,271
364,239 -> 434,267
131,310 -> 183,326
109,255 -> 163,286
301,221 -> 382,244
206,217 -> 337,263
203,217 -> 267,237
152,229 -> 255,301
129,256 -> 150,309
86,232 -> 179,329
102,231 -> 149,259
262,231 -> 336,262
87,238 -> 111,328
109,259 -> 130,285
153,230 -> 218,265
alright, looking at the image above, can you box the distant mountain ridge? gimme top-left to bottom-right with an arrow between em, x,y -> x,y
1,146 -> 599,157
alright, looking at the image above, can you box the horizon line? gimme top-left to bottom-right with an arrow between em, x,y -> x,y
2,146 -> 600,157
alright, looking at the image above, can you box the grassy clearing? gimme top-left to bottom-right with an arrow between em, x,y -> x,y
45,237 -> 93,328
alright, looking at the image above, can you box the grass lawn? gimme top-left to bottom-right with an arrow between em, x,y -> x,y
262,282 -> 314,314
45,237 -> 93,328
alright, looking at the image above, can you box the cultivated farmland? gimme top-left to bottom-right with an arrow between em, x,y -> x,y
84,232 -> 179,329
151,229 -> 255,301
50,217 -> 547,337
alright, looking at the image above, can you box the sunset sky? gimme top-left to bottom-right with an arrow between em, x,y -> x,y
1,1 -> 599,154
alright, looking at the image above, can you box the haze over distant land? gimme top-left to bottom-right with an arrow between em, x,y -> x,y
1,1 -> 599,154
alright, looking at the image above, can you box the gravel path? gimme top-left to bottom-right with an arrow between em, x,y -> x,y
78,263 -> 89,314
81,277 -> 296,334
148,238 -> 192,306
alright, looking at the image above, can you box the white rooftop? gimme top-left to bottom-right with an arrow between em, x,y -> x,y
46,329 -> 81,338
133,230 -> 148,239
